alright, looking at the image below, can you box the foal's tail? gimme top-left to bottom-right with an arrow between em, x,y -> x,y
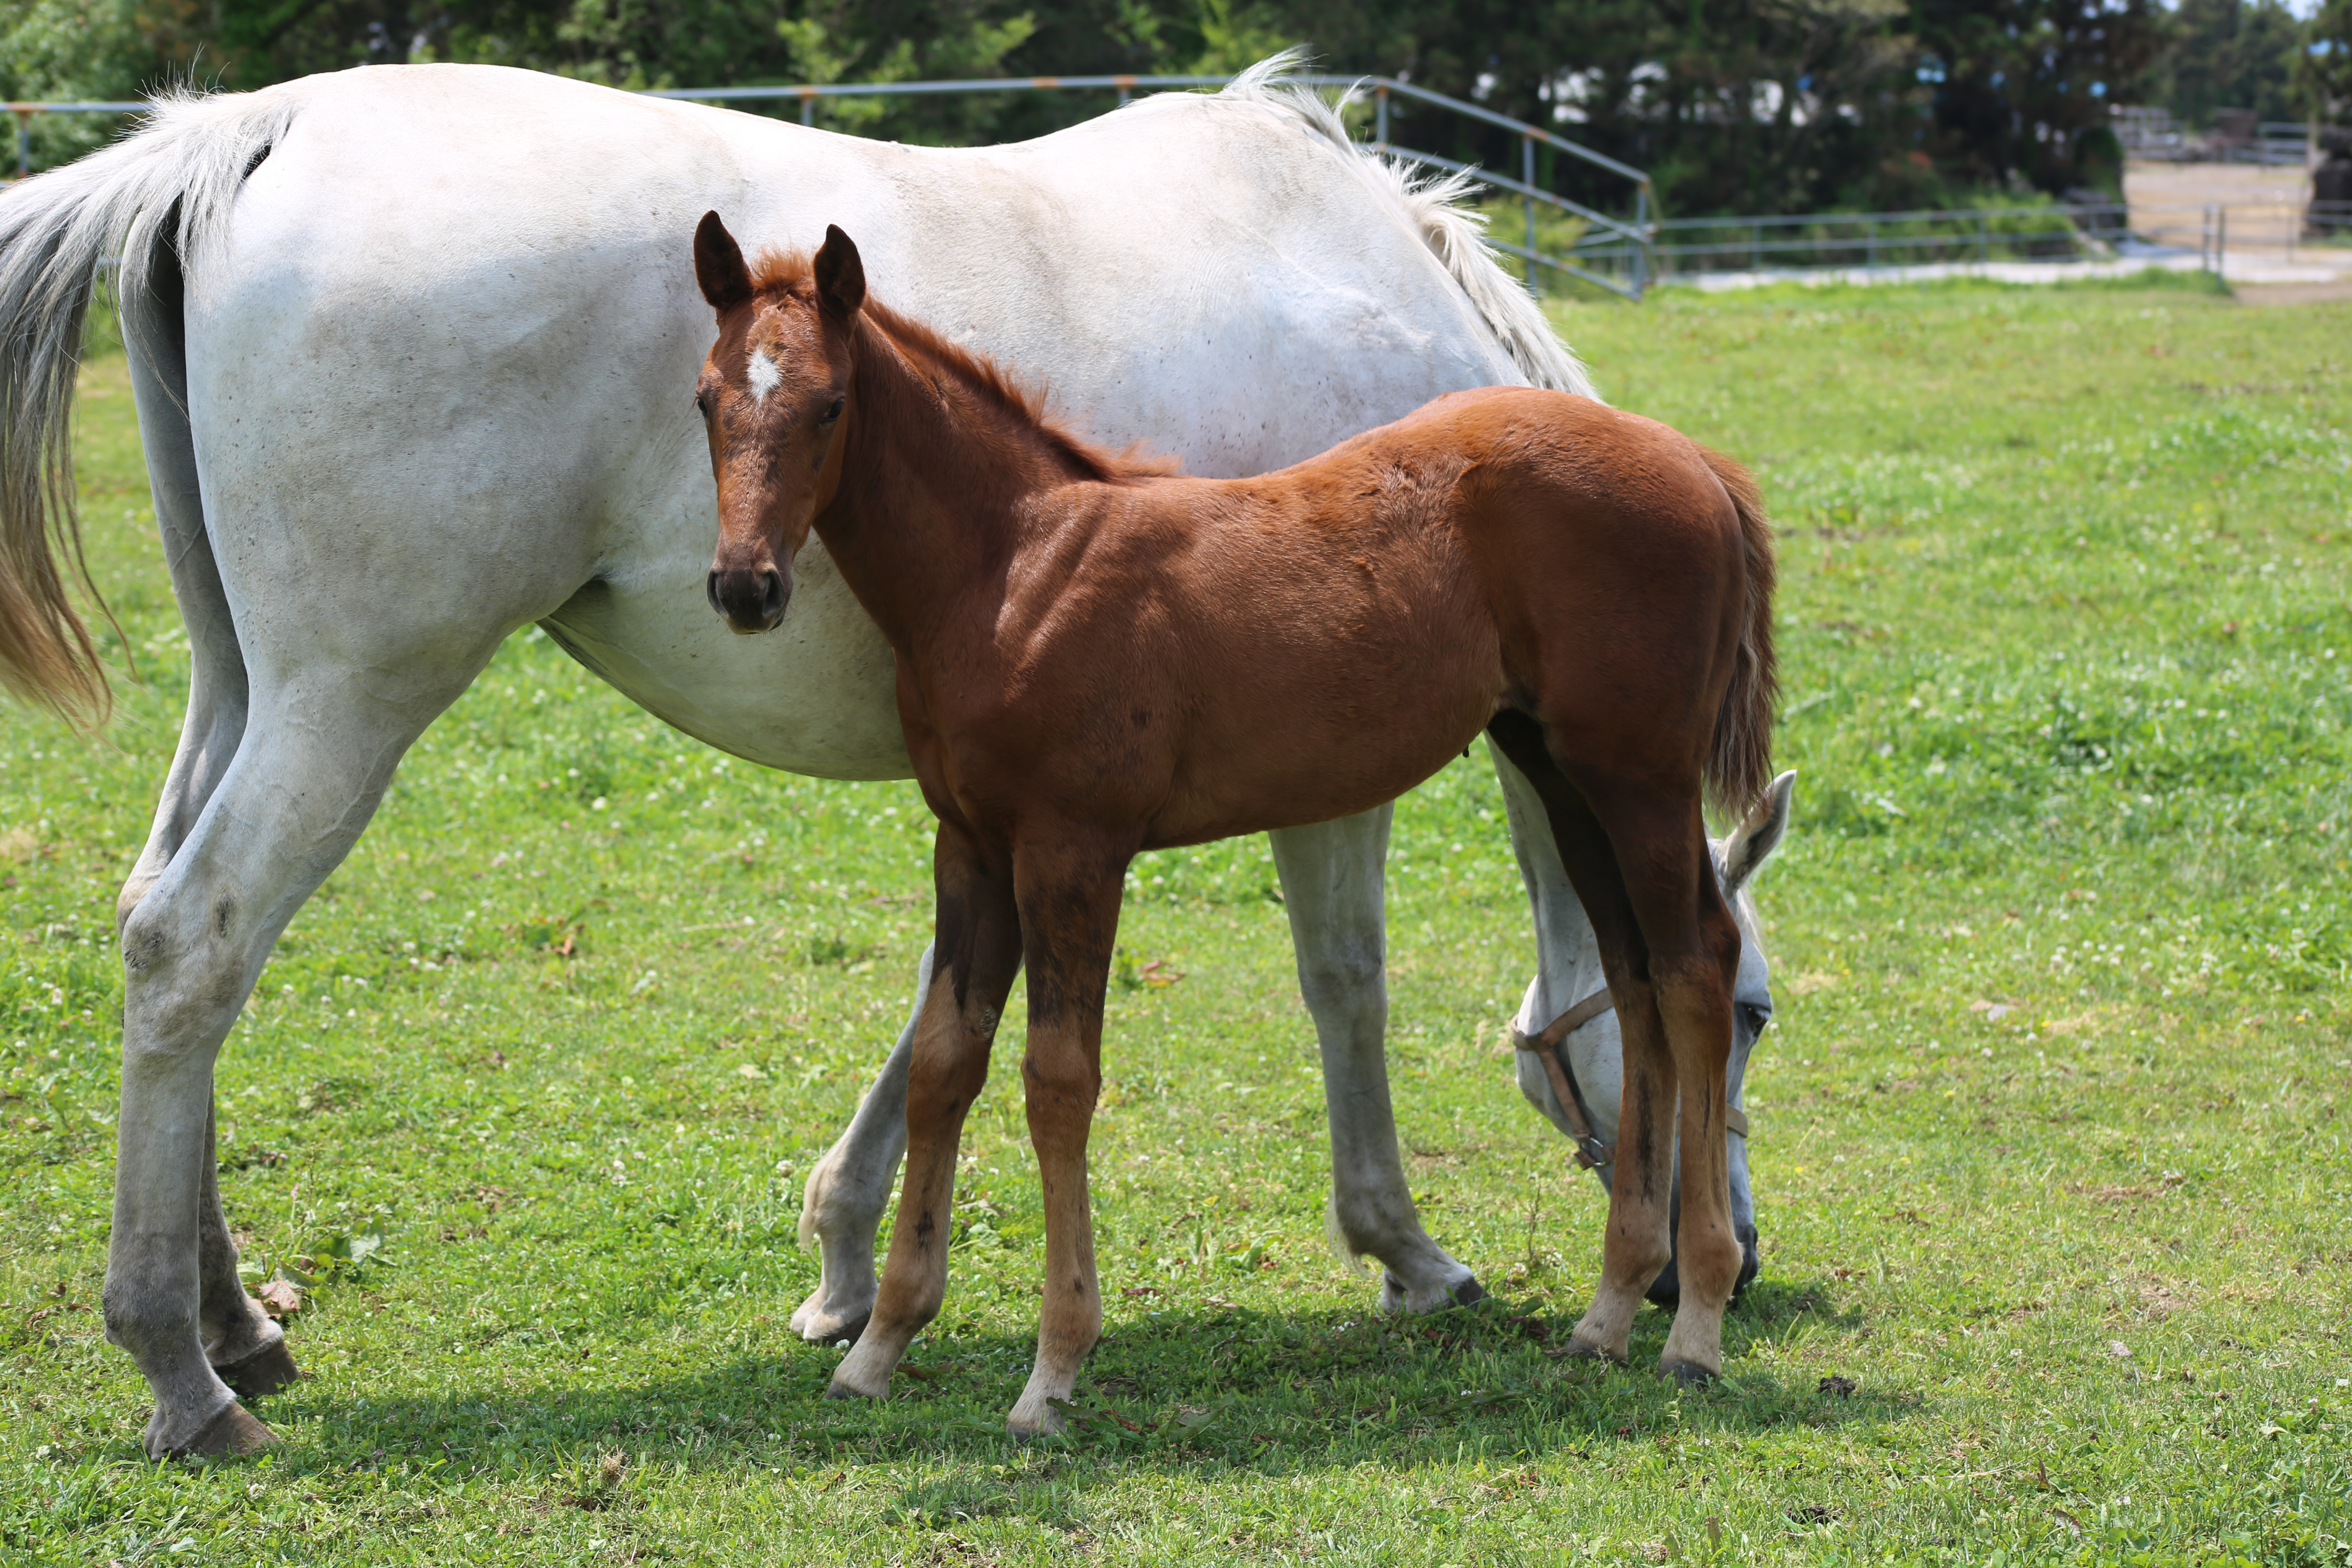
0,85 -> 296,725
1698,448 -> 1779,817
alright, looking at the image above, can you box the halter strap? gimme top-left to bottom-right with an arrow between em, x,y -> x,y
1510,988 -> 1752,1174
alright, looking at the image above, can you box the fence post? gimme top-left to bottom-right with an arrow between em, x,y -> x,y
14,110 -> 29,180
1374,84 -> 1388,150
1115,75 -> 1134,108
1866,218 -> 1878,268
799,87 -> 817,127
1522,133 -> 1540,297
2216,205 -> 2227,279
1633,181 -> 1651,297
1977,212 -> 1989,264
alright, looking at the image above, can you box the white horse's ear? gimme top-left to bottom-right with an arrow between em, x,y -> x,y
1722,769 -> 1795,894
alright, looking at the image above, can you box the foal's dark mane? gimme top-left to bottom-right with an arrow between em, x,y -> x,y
751,251 -> 1173,486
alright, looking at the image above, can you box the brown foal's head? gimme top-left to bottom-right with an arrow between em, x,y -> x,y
693,213 -> 866,634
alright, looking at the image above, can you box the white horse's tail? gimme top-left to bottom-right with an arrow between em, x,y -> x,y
1216,53 -> 1596,401
0,86 -> 296,723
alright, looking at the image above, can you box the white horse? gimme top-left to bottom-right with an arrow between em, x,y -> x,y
0,57 -> 1785,1460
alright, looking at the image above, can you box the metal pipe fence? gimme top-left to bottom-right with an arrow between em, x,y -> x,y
1576,197 -> 2350,281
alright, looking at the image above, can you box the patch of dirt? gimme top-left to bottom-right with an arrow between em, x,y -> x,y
2234,281 -> 2352,307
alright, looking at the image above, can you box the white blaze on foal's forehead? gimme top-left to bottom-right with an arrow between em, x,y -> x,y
746,346 -> 782,405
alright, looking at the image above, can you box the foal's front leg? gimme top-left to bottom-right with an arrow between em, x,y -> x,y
1004,834 -> 1129,1439
830,828 -> 1020,1400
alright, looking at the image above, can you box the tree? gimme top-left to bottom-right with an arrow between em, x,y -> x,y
2146,0 -> 2303,129
2297,0 -> 2352,125
1910,0 -> 2163,194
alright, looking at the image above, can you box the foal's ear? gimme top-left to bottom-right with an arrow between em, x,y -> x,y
815,224 -> 866,321
695,211 -> 754,314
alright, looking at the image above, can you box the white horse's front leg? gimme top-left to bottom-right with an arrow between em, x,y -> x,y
791,944 -> 935,1343
1269,810 -> 1482,1312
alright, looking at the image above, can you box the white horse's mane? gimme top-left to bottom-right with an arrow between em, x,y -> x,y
1211,51 -> 1597,401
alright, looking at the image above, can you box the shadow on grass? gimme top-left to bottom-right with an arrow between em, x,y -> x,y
202,1277 -> 1913,1494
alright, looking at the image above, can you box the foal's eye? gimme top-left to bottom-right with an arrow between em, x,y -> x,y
1737,1002 -> 1772,1036
821,396 -> 845,426
693,390 -> 714,418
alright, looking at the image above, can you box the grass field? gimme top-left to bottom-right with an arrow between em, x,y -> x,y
2,274 -> 2349,1566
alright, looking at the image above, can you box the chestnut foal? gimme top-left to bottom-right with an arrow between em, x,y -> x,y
693,216 -> 1779,1435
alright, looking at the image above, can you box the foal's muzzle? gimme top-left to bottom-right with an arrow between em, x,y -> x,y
707,566 -> 788,635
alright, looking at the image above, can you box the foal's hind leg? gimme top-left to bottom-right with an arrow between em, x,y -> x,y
831,825 -> 1022,1401
1562,778 -> 1744,1380
1486,716 -> 1743,1376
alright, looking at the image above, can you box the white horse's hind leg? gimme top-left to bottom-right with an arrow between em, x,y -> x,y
107,661 -> 492,1457
110,316 -> 290,1403
1270,810 -> 1482,1312
791,944 -> 934,1343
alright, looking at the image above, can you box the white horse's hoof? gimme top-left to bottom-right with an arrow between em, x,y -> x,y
791,1284 -> 872,1345
214,1339 -> 302,1399
150,1399 -> 277,1460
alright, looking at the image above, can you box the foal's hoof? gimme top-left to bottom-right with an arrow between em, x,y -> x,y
1660,1357 -> 1720,1389
177,1402 -> 278,1459
217,1341 -> 303,1399
1005,1400 -> 1068,1443
1558,1335 -> 1628,1366
822,1376 -> 880,1402
1449,1278 -> 1488,1307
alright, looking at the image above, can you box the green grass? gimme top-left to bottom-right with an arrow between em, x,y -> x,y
3,276 -> 2349,1565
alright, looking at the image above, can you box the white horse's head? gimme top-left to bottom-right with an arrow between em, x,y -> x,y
1510,769 -> 1796,1305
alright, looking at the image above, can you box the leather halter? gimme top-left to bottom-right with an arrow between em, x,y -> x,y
1510,989 -> 1753,1174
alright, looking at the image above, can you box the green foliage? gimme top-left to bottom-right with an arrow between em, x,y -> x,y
2147,0 -> 2307,130
2,272 -> 2350,1562
2298,0 -> 2352,125
1909,0 -> 2164,199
